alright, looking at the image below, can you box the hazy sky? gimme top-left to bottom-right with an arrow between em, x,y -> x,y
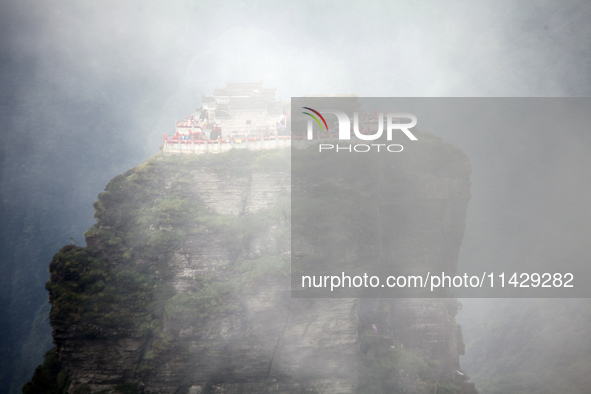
1,0 -> 591,391
4,0 -> 591,104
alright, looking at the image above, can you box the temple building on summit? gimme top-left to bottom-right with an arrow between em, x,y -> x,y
197,82 -> 287,137
164,82 -> 291,154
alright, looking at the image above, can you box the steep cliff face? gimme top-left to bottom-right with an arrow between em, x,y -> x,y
40,138 -> 474,394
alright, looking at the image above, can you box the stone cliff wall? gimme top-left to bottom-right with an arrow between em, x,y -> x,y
42,139 -> 475,393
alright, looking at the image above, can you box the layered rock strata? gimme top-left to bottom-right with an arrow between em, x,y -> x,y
44,137 -> 475,393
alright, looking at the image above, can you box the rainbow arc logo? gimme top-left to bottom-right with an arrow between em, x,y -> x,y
302,107 -> 328,133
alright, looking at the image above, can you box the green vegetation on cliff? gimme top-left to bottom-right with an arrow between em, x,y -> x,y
47,244 -> 153,338
26,149 -> 292,392
22,348 -> 69,394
